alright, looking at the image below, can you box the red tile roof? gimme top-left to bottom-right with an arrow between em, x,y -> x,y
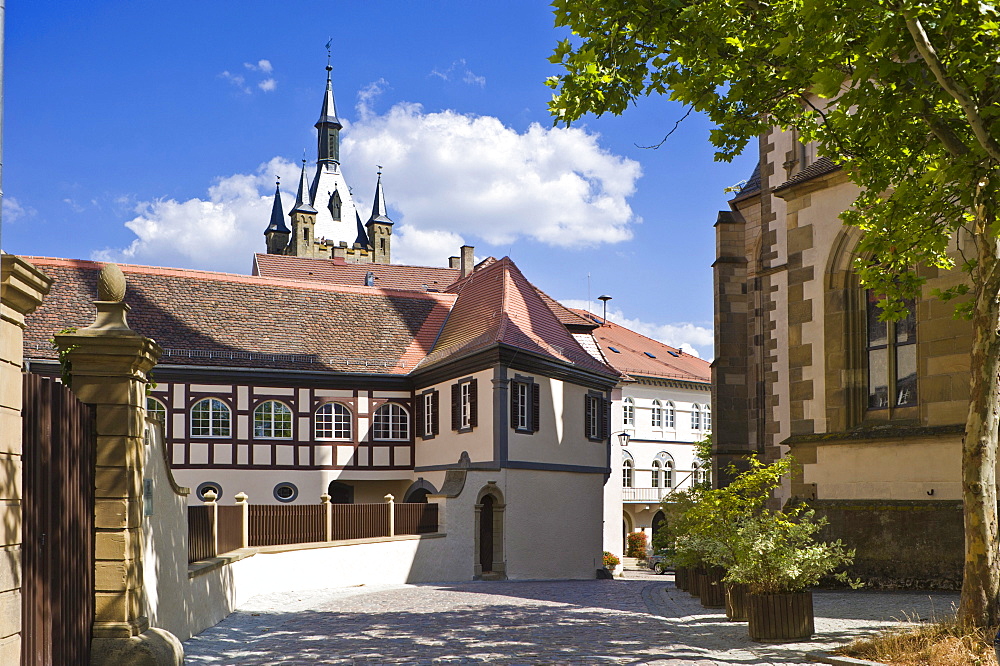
252,253 -> 461,292
569,309 -> 710,384
22,257 -> 455,374
420,258 -> 616,376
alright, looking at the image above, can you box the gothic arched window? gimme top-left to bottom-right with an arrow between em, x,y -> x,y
329,190 -> 343,221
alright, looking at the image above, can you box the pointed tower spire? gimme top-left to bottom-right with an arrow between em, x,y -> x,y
315,57 -> 342,165
266,179 -> 289,234
368,167 -> 393,226
366,167 -> 394,264
291,160 -> 316,214
264,178 -> 291,255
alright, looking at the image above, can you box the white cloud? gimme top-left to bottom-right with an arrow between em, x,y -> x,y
345,93 -> 640,249
429,59 -> 486,88
100,92 -> 641,273
223,59 -> 276,94
2,197 -> 34,223
93,157 -> 300,273
219,70 -> 250,94
245,59 -> 273,74
393,225 -> 465,267
560,300 -> 713,359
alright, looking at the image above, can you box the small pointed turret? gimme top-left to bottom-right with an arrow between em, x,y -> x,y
264,180 -> 291,254
291,160 -> 316,214
315,63 -> 342,165
366,168 -> 394,264
367,169 -> 393,226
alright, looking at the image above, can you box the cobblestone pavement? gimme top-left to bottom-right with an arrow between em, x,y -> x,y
184,569 -> 959,665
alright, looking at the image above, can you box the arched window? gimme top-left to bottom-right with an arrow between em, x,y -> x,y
623,397 -> 635,426
651,400 -> 663,428
703,405 -> 712,431
254,400 -> 292,439
191,398 -> 231,438
373,403 -> 409,440
664,401 -> 675,429
691,403 -> 702,430
315,402 -> 352,440
691,461 -> 700,485
655,451 -> 675,490
622,459 -> 634,488
329,189 -> 343,221
651,460 -> 661,488
146,397 -> 167,436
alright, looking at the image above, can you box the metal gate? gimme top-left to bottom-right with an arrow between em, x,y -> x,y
21,373 -> 95,666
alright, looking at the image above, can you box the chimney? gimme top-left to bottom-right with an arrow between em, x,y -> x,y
460,245 -> 475,278
449,256 -> 460,269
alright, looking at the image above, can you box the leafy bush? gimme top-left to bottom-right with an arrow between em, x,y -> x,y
603,551 -> 620,571
725,506 -> 858,594
626,531 -> 648,558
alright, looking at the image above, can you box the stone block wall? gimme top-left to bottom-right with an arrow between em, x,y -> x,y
809,499 -> 963,590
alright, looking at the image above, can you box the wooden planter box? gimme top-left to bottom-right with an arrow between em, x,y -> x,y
747,591 -> 814,642
725,583 -> 749,621
675,566 -> 689,591
700,567 -> 726,608
688,568 -> 704,598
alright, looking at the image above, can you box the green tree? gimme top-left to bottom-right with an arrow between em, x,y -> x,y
547,0 -> 1000,625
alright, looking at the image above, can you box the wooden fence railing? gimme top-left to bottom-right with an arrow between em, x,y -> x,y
188,493 -> 440,563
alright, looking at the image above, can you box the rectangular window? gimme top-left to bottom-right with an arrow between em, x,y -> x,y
585,393 -> 608,441
510,378 -> 540,433
416,390 -> 439,440
424,393 -> 435,437
451,379 -> 477,432
866,292 -> 917,409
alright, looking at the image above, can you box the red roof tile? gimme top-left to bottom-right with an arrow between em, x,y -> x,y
569,309 -> 711,384
420,258 -> 616,376
22,257 -> 455,374
252,253 -> 461,292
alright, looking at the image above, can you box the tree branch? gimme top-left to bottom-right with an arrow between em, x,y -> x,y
904,14 -> 1000,161
636,106 -> 694,149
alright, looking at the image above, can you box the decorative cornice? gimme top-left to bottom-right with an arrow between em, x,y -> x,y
1,255 -> 53,326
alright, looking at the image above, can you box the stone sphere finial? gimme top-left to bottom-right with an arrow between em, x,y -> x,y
97,263 -> 127,302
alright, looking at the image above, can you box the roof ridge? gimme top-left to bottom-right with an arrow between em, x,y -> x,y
24,256 -> 457,303
253,252 -> 461,273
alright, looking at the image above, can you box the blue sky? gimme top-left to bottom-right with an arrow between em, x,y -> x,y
1,1 -> 756,359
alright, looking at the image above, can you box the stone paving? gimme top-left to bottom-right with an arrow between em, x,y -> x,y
183,569 -> 959,665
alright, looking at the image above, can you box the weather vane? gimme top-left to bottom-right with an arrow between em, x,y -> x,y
377,164 -> 383,176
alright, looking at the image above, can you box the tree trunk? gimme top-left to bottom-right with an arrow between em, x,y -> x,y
959,221 -> 1000,627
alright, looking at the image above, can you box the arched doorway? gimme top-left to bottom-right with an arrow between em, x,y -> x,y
475,483 -> 505,579
651,510 -> 666,548
327,480 -> 354,504
622,512 -> 634,553
480,495 -> 495,572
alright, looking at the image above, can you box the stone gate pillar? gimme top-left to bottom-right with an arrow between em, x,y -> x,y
54,263 -> 182,665
0,256 -> 51,664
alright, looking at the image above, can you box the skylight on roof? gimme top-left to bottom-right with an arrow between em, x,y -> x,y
667,351 -> 680,357
608,346 -> 621,353
644,352 -> 657,359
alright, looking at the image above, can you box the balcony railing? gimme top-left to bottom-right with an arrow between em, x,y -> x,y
622,487 -> 681,502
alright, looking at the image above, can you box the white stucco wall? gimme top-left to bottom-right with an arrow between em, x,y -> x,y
414,369 -> 496,468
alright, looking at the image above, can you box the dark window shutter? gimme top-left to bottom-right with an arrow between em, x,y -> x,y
431,390 -> 440,435
531,383 -> 540,433
584,395 -> 593,438
451,383 -> 460,431
510,382 -> 519,428
469,379 -> 478,428
600,397 -> 610,439
415,394 -> 425,439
